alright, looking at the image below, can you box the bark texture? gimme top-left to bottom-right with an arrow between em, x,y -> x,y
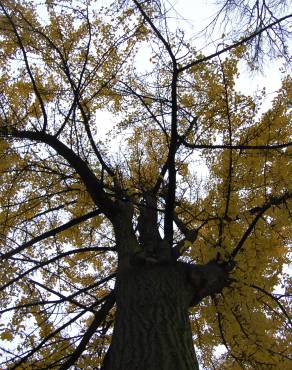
102,263 -> 199,370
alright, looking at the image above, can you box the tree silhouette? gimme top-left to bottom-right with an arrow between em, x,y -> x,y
0,0 -> 291,369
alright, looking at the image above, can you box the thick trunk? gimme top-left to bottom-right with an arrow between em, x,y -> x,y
103,263 -> 199,370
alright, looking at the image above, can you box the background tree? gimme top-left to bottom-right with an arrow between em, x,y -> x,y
0,0 -> 291,369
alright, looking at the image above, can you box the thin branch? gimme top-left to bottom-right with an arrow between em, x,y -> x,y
132,0 -> 176,63
178,14 -> 292,73
9,293 -> 112,370
214,297 -> 245,367
231,191 -> 292,259
0,246 -> 115,292
59,292 -> 115,370
0,2 -> 48,130
1,209 -> 102,260
250,283 -> 292,328
180,140 -> 292,150
27,278 -> 94,312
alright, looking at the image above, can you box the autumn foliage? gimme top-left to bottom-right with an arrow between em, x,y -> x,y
0,0 -> 291,369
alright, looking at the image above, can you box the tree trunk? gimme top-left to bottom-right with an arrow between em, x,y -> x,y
102,263 -> 199,370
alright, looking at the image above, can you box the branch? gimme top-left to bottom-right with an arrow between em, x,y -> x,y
0,300 -> 62,315
132,1 -> 179,244
214,297 -> 245,367
250,284 -> 292,328
180,139 -> 292,150
132,0 -> 176,63
9,293 -> 112,370
188,260 -> 234,305
178,14 -> 292,73
218,58 -> 233,248
119,82 -> 168,138
137,193 -> 161,252
59,292 -> 115,370
163,69 -> 178,245
231,191 -> 292,259
152,118 -> 198,194
27,278 -> 94,312
171,215 -> 207,259
0,1 -> 48,130
6,5 -> 116,177
1,209 -> 102,260
0,128 -> 117,218
0,247 -> 115,292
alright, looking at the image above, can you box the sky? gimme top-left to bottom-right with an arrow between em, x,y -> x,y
1,0 -> 290,366
163,0 -> 286,104
98,0 -> 287,142
96,0 -> 289,188
136,0 -> 287,89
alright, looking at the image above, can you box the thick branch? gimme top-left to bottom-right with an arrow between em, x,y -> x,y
132,1 -> 179,245
1,127 -> 140,255
219,60 -> 233,248
187,260 -> 234,305
0,128 -> 117,218
164,67 -> 178,244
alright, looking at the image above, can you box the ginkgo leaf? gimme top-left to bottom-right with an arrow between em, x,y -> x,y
1,331 -> 13,341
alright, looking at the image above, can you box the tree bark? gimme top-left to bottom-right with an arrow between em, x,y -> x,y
102,263 -> 199,370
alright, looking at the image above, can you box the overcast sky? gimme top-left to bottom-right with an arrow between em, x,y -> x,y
171,0 -> 285,101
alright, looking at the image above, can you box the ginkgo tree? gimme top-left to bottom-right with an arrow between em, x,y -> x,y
0,0 -> 291,369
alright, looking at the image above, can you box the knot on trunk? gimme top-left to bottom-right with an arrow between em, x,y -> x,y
186,260 -> 235,306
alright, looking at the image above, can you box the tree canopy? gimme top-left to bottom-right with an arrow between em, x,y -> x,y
0,0 -> 291,369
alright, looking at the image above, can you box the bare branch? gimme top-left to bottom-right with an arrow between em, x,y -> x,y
179,14 -> 292,73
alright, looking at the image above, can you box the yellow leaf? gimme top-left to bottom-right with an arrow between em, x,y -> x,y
1,330 -> 13,341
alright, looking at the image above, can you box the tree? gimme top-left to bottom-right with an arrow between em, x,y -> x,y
0,0 -> 291,368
